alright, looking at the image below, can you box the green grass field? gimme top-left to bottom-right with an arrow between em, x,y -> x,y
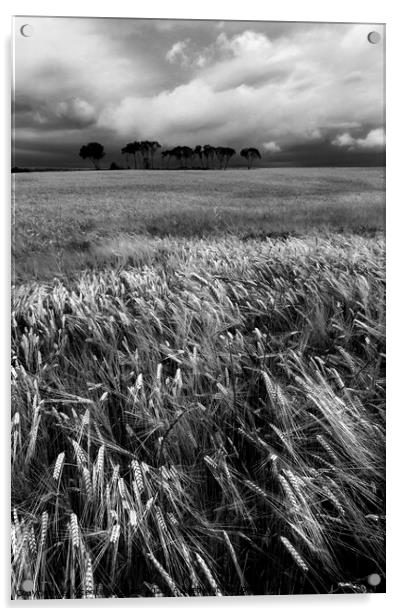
11,168 -> 385,598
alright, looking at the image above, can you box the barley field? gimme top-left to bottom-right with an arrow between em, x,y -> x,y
13,168 -> 384,281
11,169 -> 385,598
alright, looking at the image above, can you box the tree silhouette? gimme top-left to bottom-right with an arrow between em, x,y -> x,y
224,147 -> 236,169
240,147 -> 261,169
138,141 -> 146,168
120,140 -> 259,171
202,145 -> 216,169
215,146 -> 236,169
215,147 -> 226,169
171,146 -> 184,168
121,142 -> 138,168
149,141 -> 161,169
181,146 -> 194,169
130,142 -> 140,168
194,145 -> 204,169
121,145 -> 130,169
122,141 -> 161,169
138,141 -> 152,169
161,150 -> 172,169
79,142 -> 105,170
210,146 -> 217,169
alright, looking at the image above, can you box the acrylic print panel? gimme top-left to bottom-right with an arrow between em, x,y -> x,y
11,16 -> 385,599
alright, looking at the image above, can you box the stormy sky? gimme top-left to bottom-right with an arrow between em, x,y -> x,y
13,17 -> 385,168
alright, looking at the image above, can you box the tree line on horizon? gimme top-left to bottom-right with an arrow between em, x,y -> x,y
79,141 -> 262,170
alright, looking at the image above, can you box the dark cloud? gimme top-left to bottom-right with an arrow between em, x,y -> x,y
13,97 -> 33,113
14,98 -> 97,132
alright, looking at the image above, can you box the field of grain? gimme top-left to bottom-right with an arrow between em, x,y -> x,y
13,168 -> 385,281
11,169 -> 385,598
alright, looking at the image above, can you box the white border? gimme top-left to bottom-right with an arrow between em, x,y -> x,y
2,1 -> 401,614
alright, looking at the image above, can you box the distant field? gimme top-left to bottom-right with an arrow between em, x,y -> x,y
13,167 -> 385,280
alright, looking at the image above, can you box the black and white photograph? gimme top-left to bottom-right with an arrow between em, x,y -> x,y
11,15 -> 385,600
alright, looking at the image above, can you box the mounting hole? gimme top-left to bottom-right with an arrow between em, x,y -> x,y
367,31 -> 381,44
367,573 -> 381,587
21,579 -> 34,592
20,24 -> 34,38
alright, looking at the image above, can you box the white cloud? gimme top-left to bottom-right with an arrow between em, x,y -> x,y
166,39 -> 191,65
121,24 -> 382,149
356,128 -> 385,149
263,141 -> 281,152
195,54 -> 208,68
217,30 -> 273,56
332,128 -> 385,150
165,30 -> 276,77
332,133 -> 356,148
